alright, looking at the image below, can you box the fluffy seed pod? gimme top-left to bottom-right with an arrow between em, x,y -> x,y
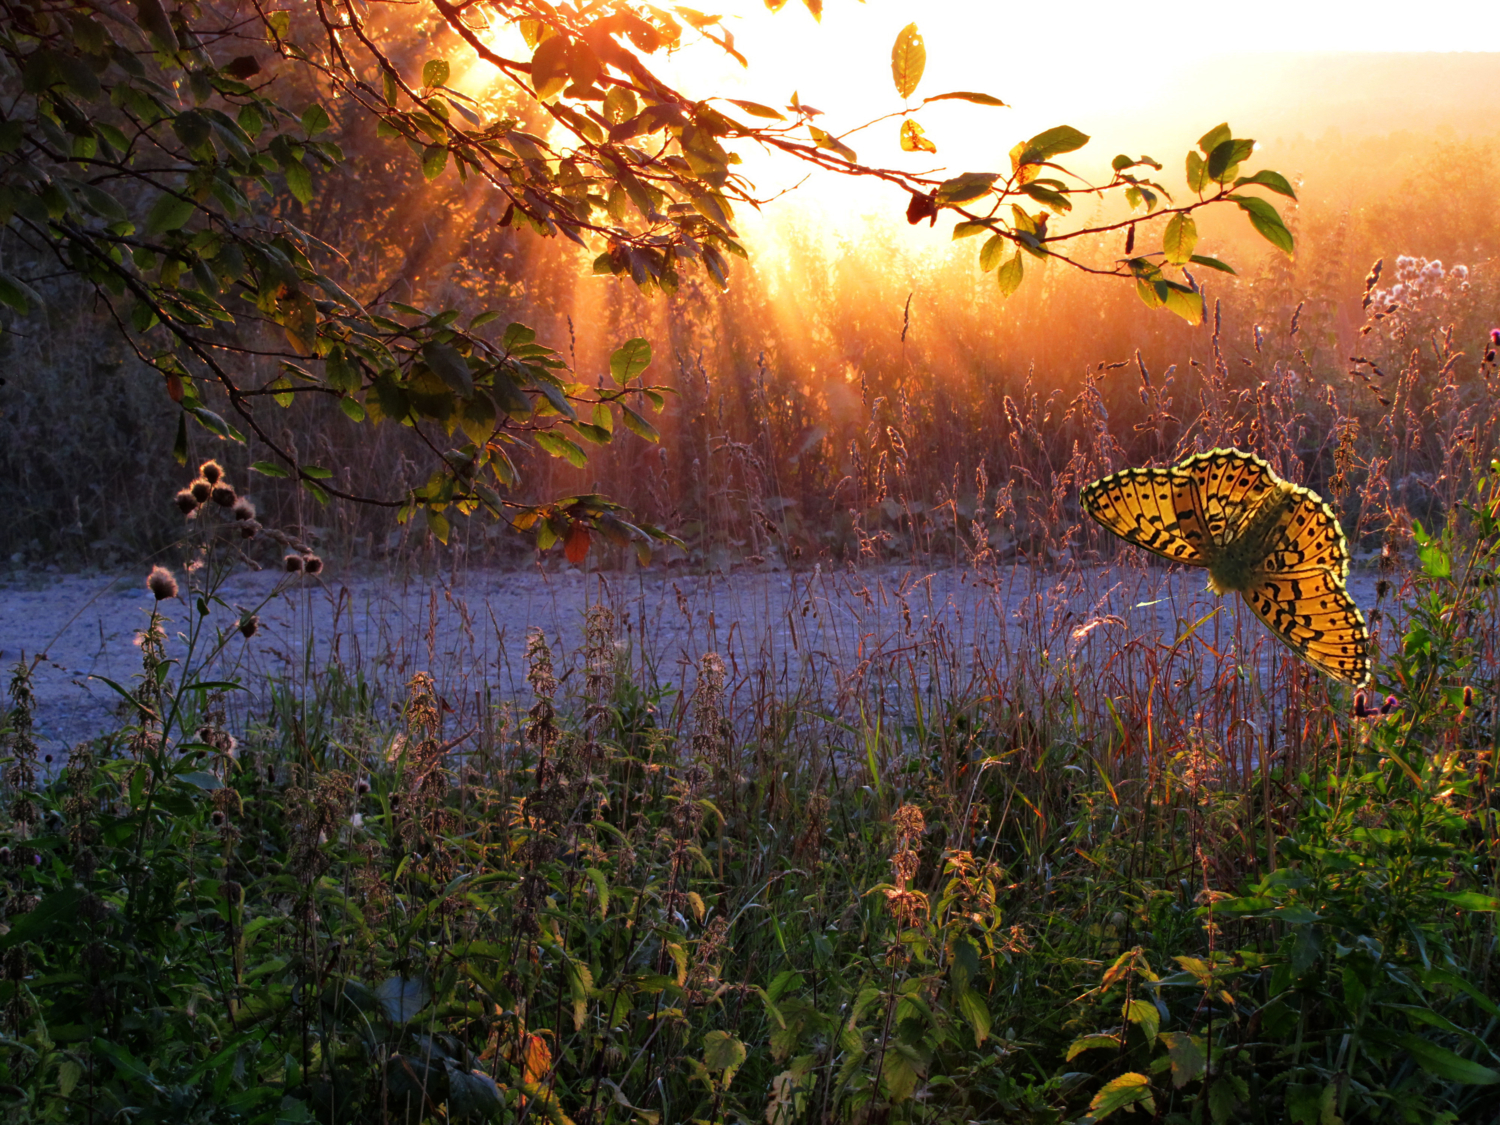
231,497 -> 256,522
239,614 -> 259,638
211,484 -> 237,508
190,479 -> 212,503
239,519 -> 261,540
147,566 -> 179,601
303,554 -> 323,575
284,554 -> 303,573
199,460 -> 223,484
175,489 -> 199,514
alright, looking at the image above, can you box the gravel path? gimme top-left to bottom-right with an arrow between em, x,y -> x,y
1,559 -> 1391,752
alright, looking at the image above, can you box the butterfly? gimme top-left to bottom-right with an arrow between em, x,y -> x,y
1080,448 -> 1371,687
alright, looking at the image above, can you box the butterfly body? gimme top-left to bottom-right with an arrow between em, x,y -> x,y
1080,448 -> 1372,687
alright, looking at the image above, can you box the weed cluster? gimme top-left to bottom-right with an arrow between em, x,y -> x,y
0,444 -> 1497,1124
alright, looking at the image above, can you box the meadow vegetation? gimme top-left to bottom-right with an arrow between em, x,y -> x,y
3,2 -> 1500,1122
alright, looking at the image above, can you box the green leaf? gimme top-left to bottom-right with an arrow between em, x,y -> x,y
924,90 -> 1006,106
1162,213 -> 1197,265
890,23 -> 925,99
1159,1032 -> 1206,1089
1123,997 -> 1160,1046
936,172 -> 998,205
1186,149 -> 1210,193
1088,1072 -> 1155,1121
190,407 -> 242,441
340,396 -> 366,422
609,337 -> 652,385
1232,169 -> 1297,199
422,59 -> 451,89
423,341 -> 473,395
173,413 -> 188,464
0,272 -> 42,314
1207,137 -> 1255,183
251,460 -> 289,478
1197,123 -> 1232,155
1233,196 -> 1294,256
1065,1032 -> 1123,1061
145,192 -> 196,234
426,507 -> 450,544
375,976 -> 431,1024
535,431 -> 588,467
421,143 -> 448,180
1163,282 -> 1203,325
301,465 -> 333,479
1439,891 -> 1500,912
956,988 -> 990,1046
1017,125 -> 1089,165
0,887 -> 83,950
996,252 -> 1024,297
1189,254 -> 1236,274
951,220 -> 990,240
620,405 -> 660,443
301,104 -> 331,136
135,0 -> 179,51
284,161 -> 313,205
702,1030 -> 747,1075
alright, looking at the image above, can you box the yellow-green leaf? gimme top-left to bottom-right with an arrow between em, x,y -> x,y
1162,213 -> 1197,264
978,234 -> 1005,272
1088,1072 -> 1155,1122
996,251 -> 1024,297
531,36 -> 570,101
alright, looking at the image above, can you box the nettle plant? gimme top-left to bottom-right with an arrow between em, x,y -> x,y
0,1 -> 1297,551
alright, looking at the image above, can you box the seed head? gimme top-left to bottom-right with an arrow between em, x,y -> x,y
190,479 -> 212,503
284,554 -> 303,573
1354,691 -> 1370,718
210,809 -> 226,828
200,460 -> 223,484
239,614 -> 259,638
147,566 -> 179,601
355,779 -> 371,796
303,554 -> 323,575
175,489 -> 199,514
231,498 -> 256,522
239,519 -> 261,540
1463,685 -> 1474,708
211,484 -> 237,508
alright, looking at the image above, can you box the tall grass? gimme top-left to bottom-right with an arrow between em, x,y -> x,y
0,362 -> 1497,1120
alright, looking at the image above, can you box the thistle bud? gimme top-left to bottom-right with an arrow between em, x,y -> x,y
175,489 -> 199,514
200,460 -> 223,485
147,566 -> 179,601
231,498 -> 256,522
303,554 -> 323,575
284,554 -> 303,573
211,484 -> 237,508
190,479 -> 212,503
239,614 -> 260,638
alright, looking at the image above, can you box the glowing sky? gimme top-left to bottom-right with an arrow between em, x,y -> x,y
650,0 -> 1500,216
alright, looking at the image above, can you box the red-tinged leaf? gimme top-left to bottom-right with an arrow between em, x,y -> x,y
564,522 -> 590,564
166,372 -> 183,403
